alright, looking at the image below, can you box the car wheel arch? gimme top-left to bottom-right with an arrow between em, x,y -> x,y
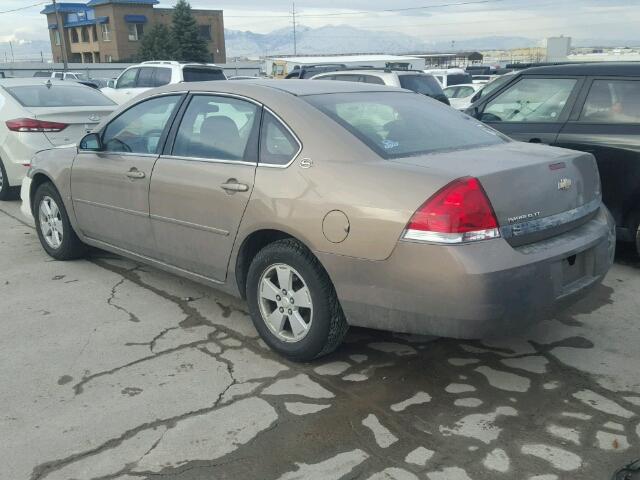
29,173 -> 57,215
234,229 -> 333,300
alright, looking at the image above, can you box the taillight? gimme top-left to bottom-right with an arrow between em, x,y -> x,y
6,118 -> 68,133
403,176 -> 500,244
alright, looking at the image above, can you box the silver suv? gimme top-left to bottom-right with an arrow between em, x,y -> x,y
311,69 -> 450,105
101,61 -> 226,104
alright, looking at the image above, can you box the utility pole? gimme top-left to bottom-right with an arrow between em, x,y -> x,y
9,41 -> 14,63
52,0 -> 69,70
291,2 -> 297,56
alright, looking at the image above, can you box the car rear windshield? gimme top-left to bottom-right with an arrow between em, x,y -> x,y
304,91 -> 506,159
5,85 -> 115,107
398,74 -> 444,96
182,67 -> 226,82
447,73 -> 473,86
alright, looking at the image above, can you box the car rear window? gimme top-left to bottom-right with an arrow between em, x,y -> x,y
182,67 -> 226,82
304,91 -> 506,159
398,75 -> 444,96
4,85 -> 115,107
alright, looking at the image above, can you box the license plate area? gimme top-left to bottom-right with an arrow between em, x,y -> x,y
560,249 -> 593,291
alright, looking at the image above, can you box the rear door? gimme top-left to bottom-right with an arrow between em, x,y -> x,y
149,93 -> 262,281
477,75 -> 584,144
556,76 -> 640,234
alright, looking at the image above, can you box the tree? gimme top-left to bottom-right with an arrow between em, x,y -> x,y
171,0 -> 210,62
137,23 -> 173,61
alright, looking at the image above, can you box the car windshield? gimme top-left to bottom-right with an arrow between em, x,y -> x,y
304,91 -> 506,159
398,75 -> 444,96
182,67 -> 226,82
5,85 -> 115,107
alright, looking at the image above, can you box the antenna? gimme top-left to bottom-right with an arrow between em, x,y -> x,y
291,2 -> 297,56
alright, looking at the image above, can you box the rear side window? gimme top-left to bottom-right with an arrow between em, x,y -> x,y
136,67 -> 155,88
182,67 -> 226,82
362,75 -> 385,85
305,91 -> 505,159
5,85 -> 115,107
333,74 -> 364,83
154,68 -> 172,86
399,75 -> 444,96
260,112 -> 300,166
172,95 -> 260,161
580,79 -> 640,124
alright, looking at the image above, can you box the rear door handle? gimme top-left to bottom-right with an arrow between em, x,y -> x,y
221,180 -> 249,192
126,168 -> 145,179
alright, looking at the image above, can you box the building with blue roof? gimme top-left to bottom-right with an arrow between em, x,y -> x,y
41,0 -> 225,63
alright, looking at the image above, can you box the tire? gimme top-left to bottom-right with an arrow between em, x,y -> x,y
0,158 -> 18,201
246,238 -> 348,362
635,221 -> 640,258
34,182 -> 87,260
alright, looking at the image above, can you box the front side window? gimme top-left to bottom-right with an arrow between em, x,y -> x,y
305,91 -> 505,159
457,86 -> 476,97
128,23 -> 143,41
260,112 -> 299,166
481,77 -> 577,123
101,23 -> 111,41
580,79 -> 640,124
116,68 -> 138,89
102,95 -> 180,154
172,95 -> 260,161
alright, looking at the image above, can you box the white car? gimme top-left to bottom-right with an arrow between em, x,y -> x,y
0,79 -> 116,200
443,83 -> 483,110
33,71 -> 86,81
310,69 -> 450,105
101,61 -> 227,104
423,68 -> 473,88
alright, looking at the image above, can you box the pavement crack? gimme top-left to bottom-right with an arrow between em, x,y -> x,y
107,278 -> 141,323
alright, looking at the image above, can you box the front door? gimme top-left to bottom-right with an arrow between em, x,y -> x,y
150,94 -> 262,282
71,94 -> 183,257
477,75 -> 583,144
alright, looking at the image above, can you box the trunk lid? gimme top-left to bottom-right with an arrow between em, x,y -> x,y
26,106 -> 115,146
392,142 -> 601,246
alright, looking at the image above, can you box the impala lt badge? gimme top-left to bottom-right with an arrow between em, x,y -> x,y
558,178 -> 572,191
508,211 -> 541,224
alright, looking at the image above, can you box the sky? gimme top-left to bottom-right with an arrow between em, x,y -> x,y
0,0 -> 639,44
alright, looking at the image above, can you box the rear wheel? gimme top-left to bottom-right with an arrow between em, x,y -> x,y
0,158 -> 18,201
34,182 -> 87,260
246,239 -> 348,362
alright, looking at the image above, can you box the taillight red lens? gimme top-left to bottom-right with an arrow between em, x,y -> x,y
404,177 -> 500,244
6,118 -> 68,133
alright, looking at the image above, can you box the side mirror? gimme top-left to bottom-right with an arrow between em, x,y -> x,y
79,132 -> 102,151
107,79 -> 116,88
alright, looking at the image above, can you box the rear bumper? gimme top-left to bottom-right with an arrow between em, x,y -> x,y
20,176 -> 33,220
317,206 -> 615,338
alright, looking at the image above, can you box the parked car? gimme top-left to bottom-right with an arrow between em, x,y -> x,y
423,68 -> 473,88
466,62 -> 640,254
285,64 -> 348,79
33,71 -> 86,81
101,61 -> 226,104
443,83 -> 483,110
0,79 -> 116,200
311,69 -> 450,105
22,80 -> 614,360
471,74 -> 499,85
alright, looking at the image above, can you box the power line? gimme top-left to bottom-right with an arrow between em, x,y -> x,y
292,2 -> 297,55
223,0 -> 511,18
0,1 -> 48,14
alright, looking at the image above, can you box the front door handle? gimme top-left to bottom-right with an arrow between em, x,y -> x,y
126,168 -> 145,179
221,180 -> 249,192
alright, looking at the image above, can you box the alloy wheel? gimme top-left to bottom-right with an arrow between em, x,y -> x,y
38,196 -> 64,249
258,263 -> 313,342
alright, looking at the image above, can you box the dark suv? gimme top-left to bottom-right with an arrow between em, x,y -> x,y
466,62 -> 640,254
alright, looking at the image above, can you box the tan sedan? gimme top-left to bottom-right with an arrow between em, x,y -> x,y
24,80 -> 615,361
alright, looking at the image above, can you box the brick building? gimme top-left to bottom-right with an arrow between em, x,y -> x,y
42,0 -> 226,64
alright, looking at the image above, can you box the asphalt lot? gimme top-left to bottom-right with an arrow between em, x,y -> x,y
1,198 -> 639,480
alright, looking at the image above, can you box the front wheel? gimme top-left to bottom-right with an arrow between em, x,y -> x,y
246,239 -> 348,362
34,182 -> 87,260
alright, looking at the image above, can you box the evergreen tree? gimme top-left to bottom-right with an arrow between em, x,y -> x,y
138,24 -> 174,61
171,0 -> 210,62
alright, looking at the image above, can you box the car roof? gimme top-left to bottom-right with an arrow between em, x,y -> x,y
159,79 -> 406,96
522,62 -> 640,76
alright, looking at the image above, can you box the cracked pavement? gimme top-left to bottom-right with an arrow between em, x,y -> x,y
1,200 -> 639,480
